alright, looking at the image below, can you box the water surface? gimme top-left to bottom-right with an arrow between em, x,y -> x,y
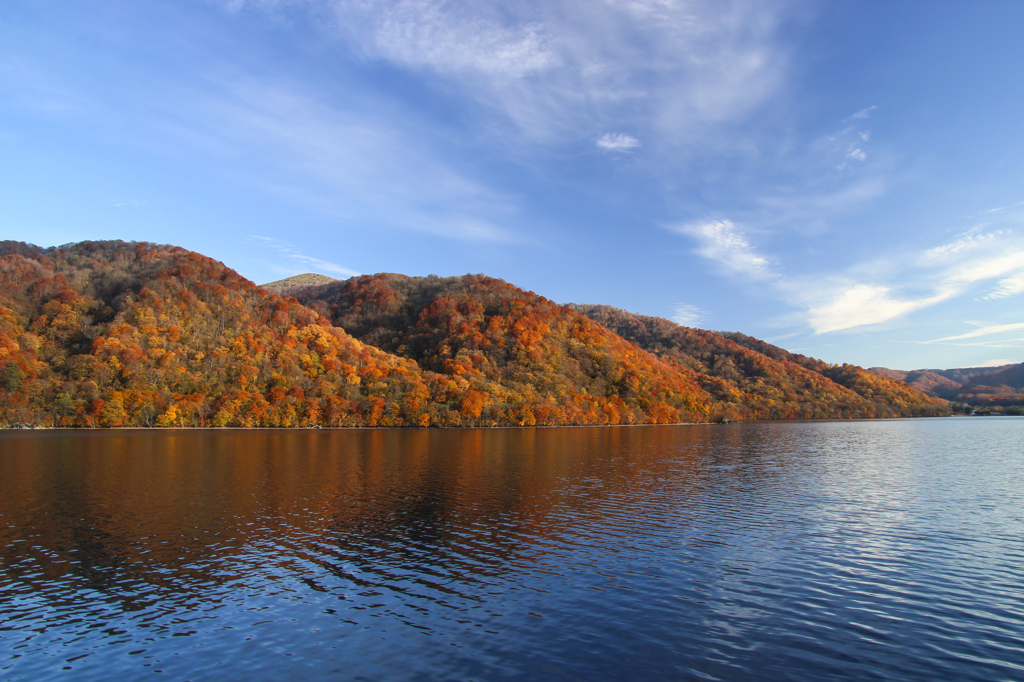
2,419 -> 1023,680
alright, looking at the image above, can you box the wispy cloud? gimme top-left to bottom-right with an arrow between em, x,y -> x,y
808,284 -> 948,334
803,237 -> 1024,333
596,133 -> 640,152
339,3 -> 558,79
674,210 -> 1024,335
828,115 -> 875,171
944,249 -> 1024,289
671,304 -> 704,326
983,200 -> 1024,215
674,219 -> 772,278
927,322 -> 1024,343
920,228 -> 1001,261
251,235 -> 361,277
6,5 -> 526,245
14,0 -> 799,249
263,0 -> 799,145
846,105 -> 877,121
754,178 -> 888,230
976,358 -> 1017,367
985,272 -> 1024,299
158,77 -> 522,243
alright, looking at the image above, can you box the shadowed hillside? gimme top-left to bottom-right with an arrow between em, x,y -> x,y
870,363 -> 1024,408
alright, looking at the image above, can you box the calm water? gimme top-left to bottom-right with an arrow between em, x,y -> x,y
1,419 -> 1023,681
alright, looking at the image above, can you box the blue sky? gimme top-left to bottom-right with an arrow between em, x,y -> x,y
3,0 -> 1024,371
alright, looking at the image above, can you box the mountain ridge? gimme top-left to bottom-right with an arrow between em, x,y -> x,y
261,273 -> 339,296
869,363 -> 1024,408
0,241 -> 949,427
571,304 -> 946,420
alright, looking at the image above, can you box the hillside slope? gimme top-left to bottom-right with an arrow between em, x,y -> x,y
573,305 -> 949,419
869,363 -> 1024,407
0,242 -> 710,427
293,273 -> 715,425
261,273 -> 339,296
0,241 -> 448,427
0,240 -> 949,427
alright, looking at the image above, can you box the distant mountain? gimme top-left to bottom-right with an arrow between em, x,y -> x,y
869,363 -> 1024,407
0,240 -> 949,428
261,273 -> 338,296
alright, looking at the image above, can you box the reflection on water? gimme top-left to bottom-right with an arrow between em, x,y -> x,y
2,420 -> 1023,680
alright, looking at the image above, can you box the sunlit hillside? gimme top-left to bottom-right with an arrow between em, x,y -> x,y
0,241 -> 949,428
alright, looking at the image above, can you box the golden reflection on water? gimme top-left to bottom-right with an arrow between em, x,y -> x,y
1,427 -> 730,589
2,420 -> 1024,681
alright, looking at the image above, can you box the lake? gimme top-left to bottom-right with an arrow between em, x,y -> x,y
2,419 -> 1023,680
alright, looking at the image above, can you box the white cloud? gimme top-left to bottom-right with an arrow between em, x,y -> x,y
928,322 -> 1024,343
676,219 -> 771,278
251,235 -> 361,277
671,206 -> 1024,336
915,337 -> 1024,349
985,272 -> 1024,299
820,111 -> 877,172
339,2 -> 558,78
415,216 -> 517,243
920,229 -> 999,261
289,254 -> 361,278
804,243 -> 1024,334
671,304 -> 703,326
295,0 -> 797,144
976,358 -> 1017,367
807,284 -> 946,334
984,200 -> 1024,215
803,238 -> 1024,334
596,133 -> 641,152
944,249 -> 1024,287
846,105 -> 877,120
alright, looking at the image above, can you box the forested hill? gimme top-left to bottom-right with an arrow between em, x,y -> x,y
0,240 -> 948,428
0,240 -> 441,427
292,277 -> 946,420
0,241 -> 711,427
869,363 -> 1024,408
290,272 -> 713,425
572,305 -> 948,420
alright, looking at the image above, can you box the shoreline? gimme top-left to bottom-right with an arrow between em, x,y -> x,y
5,415 -> 1008,434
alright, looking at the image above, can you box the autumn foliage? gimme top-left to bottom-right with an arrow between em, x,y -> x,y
0,241 -> 433,427
575,305 -> 949,420
0,240 -> 948,428
294,273 -> 713,426
869,363 -> 1024,410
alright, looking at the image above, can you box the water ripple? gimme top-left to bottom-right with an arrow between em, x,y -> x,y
1,420 -> 1024,680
